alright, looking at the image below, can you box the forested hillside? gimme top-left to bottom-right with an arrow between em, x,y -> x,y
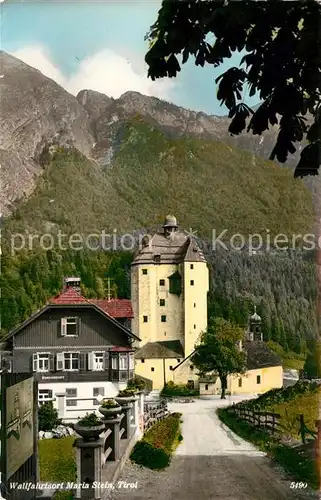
1,244 -> 316,359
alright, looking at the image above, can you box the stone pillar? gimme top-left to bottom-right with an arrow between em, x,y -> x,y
119,404 -> 133,439
103,415 -> 122,461
74,438 -> 104,500
55,392 -> 66,420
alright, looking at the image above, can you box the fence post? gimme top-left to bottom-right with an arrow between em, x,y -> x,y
299,414 -> 305,444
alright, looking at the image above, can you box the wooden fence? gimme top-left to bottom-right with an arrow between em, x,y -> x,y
143,400 -> 169,431
228,404 -> 319,443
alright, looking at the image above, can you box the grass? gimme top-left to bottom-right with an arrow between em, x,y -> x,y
218,407 -> 318,489
38,437 -> 76,500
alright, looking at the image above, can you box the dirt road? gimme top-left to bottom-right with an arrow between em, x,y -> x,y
109,396 -> 316,500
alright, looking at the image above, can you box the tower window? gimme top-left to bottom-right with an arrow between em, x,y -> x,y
161,315 -> 166,323
256,375 -> 261,384
159,279 -> 165,286
151,367 -> 155,372
160,299 -> 165,306
238,378 -> 242,387
194,303 -> 196,308
190,280 -> 194,286
143,316 -> 148,322
154,254 -> 161,263
205,384 -> 208,391
141,359 -> 145,363
190,264 -> 194,269
142,269 -> 148,275
194,324 -> 196,329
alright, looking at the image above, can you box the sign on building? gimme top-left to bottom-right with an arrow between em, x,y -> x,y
1,373 -> 38,500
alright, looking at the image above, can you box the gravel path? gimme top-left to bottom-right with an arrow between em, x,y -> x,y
109,396 -> 317,500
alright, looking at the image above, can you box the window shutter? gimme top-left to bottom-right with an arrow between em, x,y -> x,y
49,353 -> 55,372
79,353 -> 86,371
60,318 -> 67,336
77,317 -> 81,336
103,351 -> 109,371
56,352 -> 64,371
88,352 -> 94,371
32,354 -> 37,372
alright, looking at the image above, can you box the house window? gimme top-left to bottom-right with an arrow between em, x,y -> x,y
190,264 -> 194,269
160,299 -> 165,306
161,315 -> 166,322
93,387 -> 105,405
38,389 -> 53,406
143,316 -> 148,323
119,354 -> 128,370
63,353 -> 79,371
33,353 -> 50,372
111,355 -> 118,370
141,359 -> 145,363
177,359 -> 181,363
238,378 -> 242,387
66,399 -> 77,407
190,280 -> 194,286
93,352 -> 104,371
169,271 -> 182,295
61,317 -> 79,336
169,366 -> 173,370
151,367 -> 155,372
66,388 -> 78,407
190,365 -> 194,370
159,279 -> 165,286
142,269 -> 148,275
205,384 -> 208,391
194,303 -> 196,308
154,254 -> 161,263
194,324 -> 196,329
256,375 -> 261,384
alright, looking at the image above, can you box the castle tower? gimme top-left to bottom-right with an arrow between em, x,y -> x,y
247,306 -> 263,342
131,215 -> 209,360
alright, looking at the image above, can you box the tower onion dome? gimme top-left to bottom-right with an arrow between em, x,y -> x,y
162,214 -> 178,229
250,305 -> 261,322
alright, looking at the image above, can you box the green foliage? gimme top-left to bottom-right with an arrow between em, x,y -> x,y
131,412 -> 182,469
77,413 -> 103,426
192,317 -> 246,398
117,388 -> 136,397
130,441 -> 170,470
303,339 -> 321,379
127,376 -> 146,391
39,436 -> 76,500
145,1 -> 321,177
161,381 -> 198,397
100,399 -> 119,409
38,401 -> 62,432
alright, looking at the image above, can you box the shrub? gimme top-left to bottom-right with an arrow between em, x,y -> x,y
117,388 -> 136,397
130,441 -> 170,469
38,402 -> 62,432
161,382 -> 198,397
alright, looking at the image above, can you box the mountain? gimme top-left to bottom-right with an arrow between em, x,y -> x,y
0,51 -> 315,236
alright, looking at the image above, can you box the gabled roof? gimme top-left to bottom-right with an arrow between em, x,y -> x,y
91,299 -> 133,318
135,340 -> 184,359
50,288 -> 134,318
132,229 -> 207,265
3,301 -> 140,343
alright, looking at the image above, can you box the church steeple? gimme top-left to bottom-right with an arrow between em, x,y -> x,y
248,305 -> 263,341
162,214 -> 178,237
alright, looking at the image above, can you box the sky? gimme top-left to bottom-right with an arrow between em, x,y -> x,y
0,0 -> 259,116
